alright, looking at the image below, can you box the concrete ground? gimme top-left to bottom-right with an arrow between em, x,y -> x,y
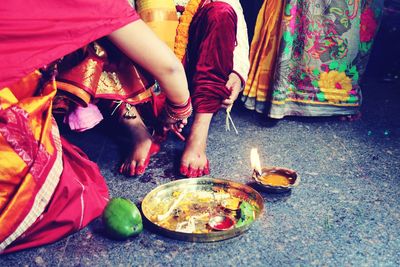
2,1 -> 400,266
1,74 -> 399,266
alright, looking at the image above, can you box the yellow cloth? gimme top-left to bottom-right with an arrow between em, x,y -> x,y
0,72 -> 60,248
136,0 -> 179,50
242,0 -> 284,102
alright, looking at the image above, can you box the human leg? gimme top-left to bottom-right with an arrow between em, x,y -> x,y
180,113 -> 212,177
118,103 -> 160,176
108,19 -> 194,176
181,2 -> 237,177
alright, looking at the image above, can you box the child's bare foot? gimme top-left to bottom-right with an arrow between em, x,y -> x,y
118,105 -> 159,176
180,113 -> 212,178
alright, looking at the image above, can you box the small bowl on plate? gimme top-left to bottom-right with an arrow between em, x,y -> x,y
208,215 -> 236,231
252,167 -> 300,193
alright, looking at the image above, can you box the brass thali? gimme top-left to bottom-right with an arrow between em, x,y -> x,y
141,178 -> 264,242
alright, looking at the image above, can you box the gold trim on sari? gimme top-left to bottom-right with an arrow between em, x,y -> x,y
0,73 -> 62,251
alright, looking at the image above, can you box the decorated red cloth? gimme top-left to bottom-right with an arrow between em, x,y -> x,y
0,72 -> 108,253
0,0 -> 139,253
0,0 -> 140,88
3,137 -> 109,254
186,2 -> 237,113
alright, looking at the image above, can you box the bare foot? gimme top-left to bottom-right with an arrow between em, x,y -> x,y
180,113 -> 213,177
118,105 -> 159,176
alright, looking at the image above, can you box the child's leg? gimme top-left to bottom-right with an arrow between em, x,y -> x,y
118,103 -> 160,176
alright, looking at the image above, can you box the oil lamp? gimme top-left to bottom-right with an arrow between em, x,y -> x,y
250,148 -> 300,193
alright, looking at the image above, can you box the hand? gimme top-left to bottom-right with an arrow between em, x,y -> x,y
221,72 -> 242,109
162,117 -> 188,141
163,117 -> 188,132
161,97 -> 192,141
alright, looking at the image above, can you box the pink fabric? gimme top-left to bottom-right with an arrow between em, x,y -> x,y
65,103 -> 104,132
3,137 -> 109,254
186,2 -> 237,113
0,0 -> 140,88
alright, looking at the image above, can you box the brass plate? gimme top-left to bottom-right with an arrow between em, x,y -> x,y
141,178 -> 264,242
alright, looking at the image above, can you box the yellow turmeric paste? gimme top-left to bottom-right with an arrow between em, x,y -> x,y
259,173 -> 290,186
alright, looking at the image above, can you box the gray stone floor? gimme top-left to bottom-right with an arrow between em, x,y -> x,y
1,78 -> 399,266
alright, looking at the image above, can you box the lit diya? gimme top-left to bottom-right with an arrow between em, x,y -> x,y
250,148 -> 300,193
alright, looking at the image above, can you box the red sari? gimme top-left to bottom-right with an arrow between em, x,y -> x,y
0,0 -> 139,88
0,0 -> 140,253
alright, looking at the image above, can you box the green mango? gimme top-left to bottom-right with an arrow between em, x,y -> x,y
103,197 -> 143,239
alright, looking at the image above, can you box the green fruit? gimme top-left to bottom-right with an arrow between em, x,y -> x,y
103,197 -> 143,239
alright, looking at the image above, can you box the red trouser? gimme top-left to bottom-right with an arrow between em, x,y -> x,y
186,2 -> 237,113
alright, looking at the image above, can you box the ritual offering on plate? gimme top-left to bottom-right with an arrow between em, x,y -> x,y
250,148 -> 299,193
141,178 -> 264,242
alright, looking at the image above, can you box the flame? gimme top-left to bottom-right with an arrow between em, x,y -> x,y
250,148 -> 262,174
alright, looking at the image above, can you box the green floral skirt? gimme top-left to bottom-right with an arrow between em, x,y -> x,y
267,0 -> 384,118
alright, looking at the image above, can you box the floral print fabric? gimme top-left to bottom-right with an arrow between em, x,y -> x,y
268,0 -> 384,118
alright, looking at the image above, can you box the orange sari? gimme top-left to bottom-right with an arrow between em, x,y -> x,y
0,72 -> 108,254
241,0 -> 284,113
0,0 -> 142,253
0,72 -> 61,251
